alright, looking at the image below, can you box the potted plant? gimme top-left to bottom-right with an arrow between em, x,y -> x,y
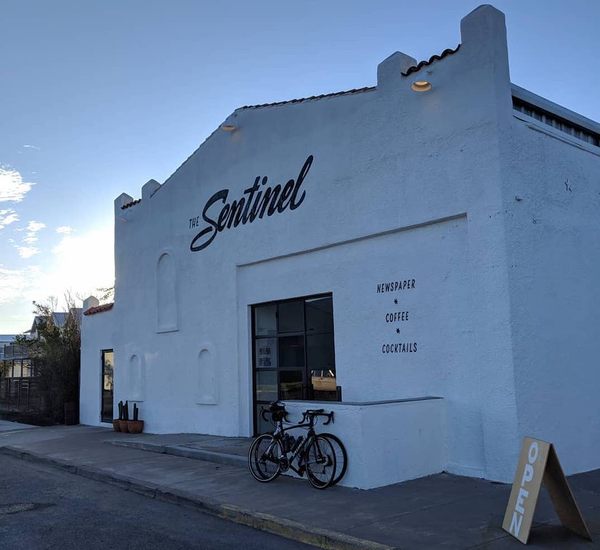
127,403 -> 144,434
118,401 -> 129,433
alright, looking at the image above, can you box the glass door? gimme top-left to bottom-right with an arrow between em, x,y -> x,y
101,350 -> 114,423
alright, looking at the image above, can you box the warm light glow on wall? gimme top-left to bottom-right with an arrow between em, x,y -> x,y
411,80 -> 432,92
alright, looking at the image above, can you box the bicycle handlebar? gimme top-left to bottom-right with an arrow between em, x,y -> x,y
301,409 -> 334,425
260,402 -> 334,426
260,406 -> 289,423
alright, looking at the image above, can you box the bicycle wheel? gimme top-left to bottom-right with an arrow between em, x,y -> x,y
321,433 -> 347,486
248,434 -> 283,482
304,435 -> 336,489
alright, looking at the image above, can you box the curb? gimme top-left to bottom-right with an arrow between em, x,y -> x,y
0,445 -> 394,550
107,439 -> 248,468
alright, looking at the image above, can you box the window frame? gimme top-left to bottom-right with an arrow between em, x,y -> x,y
100,349 -> 114,423
251,293 -> 338,435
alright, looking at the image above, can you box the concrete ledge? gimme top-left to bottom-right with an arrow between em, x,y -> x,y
107,440 -> 248,468
0,445 -> 391,550
284,396 -> 442,407
283,398 -> 445,488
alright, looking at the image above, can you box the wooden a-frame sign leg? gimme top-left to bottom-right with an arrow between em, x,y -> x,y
502,437 -> 592,544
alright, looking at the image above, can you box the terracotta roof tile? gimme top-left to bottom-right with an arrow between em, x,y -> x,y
239,86 -> 376,110
402,45 -> 461,76
84,303 -> 114,316
121,198 -> 141,210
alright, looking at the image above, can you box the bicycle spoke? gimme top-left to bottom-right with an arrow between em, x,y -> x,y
248,434 -> 283,483
305,435 -> 336,489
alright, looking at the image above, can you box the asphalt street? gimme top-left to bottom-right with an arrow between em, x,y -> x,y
0,454 -> 312,550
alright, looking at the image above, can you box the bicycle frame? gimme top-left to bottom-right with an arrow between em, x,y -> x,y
263,412 -> 331,476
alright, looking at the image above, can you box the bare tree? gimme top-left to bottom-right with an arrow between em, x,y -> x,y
18,294 -> 81,423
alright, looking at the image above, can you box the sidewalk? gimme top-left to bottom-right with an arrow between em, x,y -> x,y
0,425 -> 598,549
0,419 -> 37,432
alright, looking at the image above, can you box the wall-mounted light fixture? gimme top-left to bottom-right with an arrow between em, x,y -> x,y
220,123 -> 237,132
411,80 -> 432,92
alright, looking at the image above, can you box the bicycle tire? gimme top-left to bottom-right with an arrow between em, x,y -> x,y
304,435 -> 336,489
321,433 -> 347,486
248,434 -> 283,483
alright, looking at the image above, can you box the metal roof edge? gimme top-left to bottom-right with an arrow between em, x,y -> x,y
511,83 -> 600,135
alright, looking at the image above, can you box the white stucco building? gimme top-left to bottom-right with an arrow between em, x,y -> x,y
80,5 -> 600,489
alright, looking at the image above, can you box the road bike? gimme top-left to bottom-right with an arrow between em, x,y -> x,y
248,402 -> 345,489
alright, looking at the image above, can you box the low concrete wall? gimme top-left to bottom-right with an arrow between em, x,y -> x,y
282,397 -> 445,489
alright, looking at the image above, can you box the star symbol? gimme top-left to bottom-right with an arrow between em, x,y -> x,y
394,299 -> 398,305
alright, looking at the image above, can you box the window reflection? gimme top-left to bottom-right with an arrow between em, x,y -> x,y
279,370 -> 303,400
279,335 -> 304,368
254,304 -> 277,336
101,350 -> 114,422
306,297 -> 334,333
278,301 -> 304,334
255,370 -> 277,402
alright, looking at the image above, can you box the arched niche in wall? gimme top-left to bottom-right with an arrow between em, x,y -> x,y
197,344 -> 218,405
156,251 -> 178,332
128,354 -> 144,402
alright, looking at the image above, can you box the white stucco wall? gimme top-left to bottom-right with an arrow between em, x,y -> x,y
80,308 -> 115,425
504,103 -> 600,475
80,5 -> 600,488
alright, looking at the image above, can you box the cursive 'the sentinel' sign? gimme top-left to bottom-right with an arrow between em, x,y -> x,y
189,155 -> 314,252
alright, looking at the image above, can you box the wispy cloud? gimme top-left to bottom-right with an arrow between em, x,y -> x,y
20,220 -> 46,244
17,246 -> 40,259
13,221 -> 46,256
56,225 -> 73,235
26,221 -> 45,233
0,166 -> 34,202
0,265 -> 41,305
24,220 -> 45,241
0,209 -> 19,229
22,145 -> 40,150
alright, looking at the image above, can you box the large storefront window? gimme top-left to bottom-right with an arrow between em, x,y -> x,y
101,350 -> 114,423
252,294 -> 338,434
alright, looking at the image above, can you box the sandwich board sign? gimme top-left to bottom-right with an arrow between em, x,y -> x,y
502,437 -> 592,544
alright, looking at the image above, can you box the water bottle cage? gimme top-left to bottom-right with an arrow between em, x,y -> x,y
283,434 -> 296,452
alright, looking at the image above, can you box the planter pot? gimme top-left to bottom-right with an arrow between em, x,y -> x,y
127,420 -> 144,434
119,420 -> 129,433
112,419 -> 121,432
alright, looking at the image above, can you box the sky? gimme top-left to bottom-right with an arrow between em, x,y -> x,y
1,0 -> 599,333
